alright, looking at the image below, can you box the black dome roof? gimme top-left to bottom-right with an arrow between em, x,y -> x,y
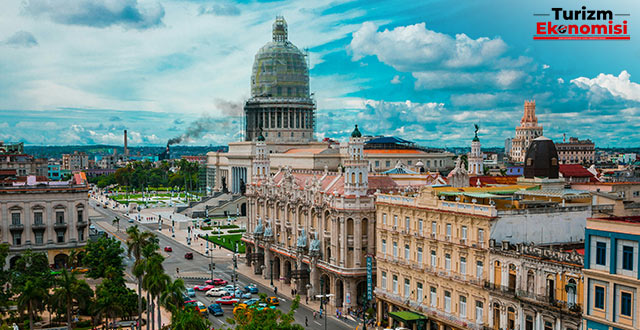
523,136 -> 559,179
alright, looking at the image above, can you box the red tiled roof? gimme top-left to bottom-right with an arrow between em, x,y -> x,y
559,164 -> 594,178
0,169 -> 17,175
364,149 -> 425,154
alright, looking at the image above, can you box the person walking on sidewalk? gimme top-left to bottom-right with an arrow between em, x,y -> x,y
305,295 -> 308,304
274,286 -> 278,296
305,316 -> 308,327
313,311 -> 317,320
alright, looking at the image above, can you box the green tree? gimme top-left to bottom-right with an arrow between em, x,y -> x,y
160,278 -> 186,314
113,216 -> 121,232
10,250 -> 54,293
51,269 -> 93,330
126,225 -> 153,330
170,308 -> 210,330
143,254 -> 169,330
0,244 -> 10,317
84,236 -> 125,279
17,280 -> 48,330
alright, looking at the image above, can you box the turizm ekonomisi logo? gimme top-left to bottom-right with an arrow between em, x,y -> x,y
534,6 -> 630,40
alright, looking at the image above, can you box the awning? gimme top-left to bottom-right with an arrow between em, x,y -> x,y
389,311 -> 427,323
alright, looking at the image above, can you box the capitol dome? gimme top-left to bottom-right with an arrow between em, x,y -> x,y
250,17 -> 310,99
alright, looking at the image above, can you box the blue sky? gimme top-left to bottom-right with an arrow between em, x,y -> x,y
1,0 -> 639,147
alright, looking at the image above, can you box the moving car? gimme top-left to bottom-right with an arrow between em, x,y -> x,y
237,291 -> 252,299
208,303 -> 224,316
233,303 -> 248,315
215,296 -> 239,305
196,301 -> 207,315
223,285 -> 238,292
205,288 -> 229,297
186,288 -> 196,298
164,246 -> 172,252
194,284 -> 215,291
184,252 -> 193,260
256,302 -> 276,311
242,298 -> 260,306
209,278 -> 227,286
244,284 -> 259,294
128,218 -> 134,223
265,297 -> 279,306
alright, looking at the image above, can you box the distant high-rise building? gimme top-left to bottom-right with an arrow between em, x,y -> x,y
62,151 -> 89,171
510,100 -> 543,163
504,138 -> 512,155
244,17 -> 316,143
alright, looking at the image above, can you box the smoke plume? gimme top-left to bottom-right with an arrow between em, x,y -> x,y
167,114 -> 236,145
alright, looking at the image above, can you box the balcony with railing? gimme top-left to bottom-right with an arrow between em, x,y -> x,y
31,222 -> 46,231
9,223 -> 24,232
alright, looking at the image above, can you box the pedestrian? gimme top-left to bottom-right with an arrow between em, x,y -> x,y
176,267 -> 179,275
305,316 -> 308,327
313,311 -> 317,320
274,286 -> 278,295
305,295 -> 308,304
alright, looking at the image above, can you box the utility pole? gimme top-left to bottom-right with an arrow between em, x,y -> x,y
233,243 -> 238,294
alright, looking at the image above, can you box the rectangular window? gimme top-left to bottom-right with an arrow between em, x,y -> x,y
393,215 -> 398,227
35,231 -> 43,245
385,160 -> 391,167
405,244 -> 410,261
11,213 -> 20,225
375,161 -> 380,167
56,211 -> 64,224
445,254 -> 451,271
431,221 -> 437,236
12,233 -> 21,246
446,224 -> 452,240
34,212 -> 43,225
444,291 -> 451,313
57,231 -> 65,243
460,257 -> 467,275
381,239 -> 386,255
596,242 -> 607,266
475,301 -> 483,323
461,226 -> 467,242
417,247 -> 423,264
392,275 -> 398,294
594,286 -> 605,309
476,261 -> 483,279
393,242 -> 398,258
382,213 -> 387,225
408,160 -> 412,165
79,229 -> 85,242
404,279 -> 410,298
621,292 -> 632,317
417,282 -> 423,303
460,296 -> 467,319
478,229 -> 484,246
418,220 -> 423,235
430,287 -> 437,307
381,272 -> 387,290
431,250 -> 437,267
405,217 -> 410,231
622,245 -> 634,271
77,209 -> 83,222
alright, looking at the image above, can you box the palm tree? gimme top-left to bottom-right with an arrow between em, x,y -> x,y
113,217 -> 121,232
160,278 -> 186,314
143,254 -> 169,330
51,269 -> 93,330
17,280 -> 48,330
126,226 -> 153,330
140,236 -> 160,330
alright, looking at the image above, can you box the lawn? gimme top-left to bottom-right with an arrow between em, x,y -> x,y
204,234 -> 245,253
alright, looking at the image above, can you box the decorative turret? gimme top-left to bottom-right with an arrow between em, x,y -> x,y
344,124 -> 368,196
468,124 -> 483,175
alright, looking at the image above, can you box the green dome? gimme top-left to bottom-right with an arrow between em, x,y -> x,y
351,125 -> 362,138
257,132 -> 265,141
250,17 -> 310,99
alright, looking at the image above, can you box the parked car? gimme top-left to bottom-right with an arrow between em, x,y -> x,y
215,296 -> 239,305
205,288 -> 229,297
244,284 -> 259,294
208,303 -> 224,316
186,288 -> 196,298
196,301 -> 207,315
256,302 -> 276,311
194,284 -> 215,292
223,285 -> 238,292
164,246 -> 172,252
265,296 -> 279,306
128,218 -> 134,223
184,252 -> 193,260
236,291 -> 251,299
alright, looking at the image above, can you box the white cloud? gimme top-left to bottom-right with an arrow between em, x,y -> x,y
542,64 -> 550,69
350,22 -> 506,71
571,70 -> 640,102
390,75 -> 401,84
557,78 -> 564,84
5,31 -> 38,47
413,69 -> 525,90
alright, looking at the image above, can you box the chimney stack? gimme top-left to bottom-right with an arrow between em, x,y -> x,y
124,130 -> 128,156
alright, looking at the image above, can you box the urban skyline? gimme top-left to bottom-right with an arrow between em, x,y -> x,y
1,0 -> 639,147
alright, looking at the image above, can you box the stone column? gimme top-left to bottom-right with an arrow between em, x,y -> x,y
340,218 -> 346,267
263,247 -> 272,279
310,263 -> 319,298
500,306 -> 507,330
535,312 -> 542,330
331,218 -> 338,264
46,202 -> 54,244
355,218 -> 362,267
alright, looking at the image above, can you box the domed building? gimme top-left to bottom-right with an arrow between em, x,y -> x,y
244,17 -> 316,143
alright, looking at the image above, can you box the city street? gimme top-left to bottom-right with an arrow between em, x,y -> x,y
89,200 -> 356,330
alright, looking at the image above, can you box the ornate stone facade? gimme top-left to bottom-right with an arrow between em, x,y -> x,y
511,101 -> 543,163
488,242 -> 584,330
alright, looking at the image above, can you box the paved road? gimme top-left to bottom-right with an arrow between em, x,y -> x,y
89,201 -> 355,330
